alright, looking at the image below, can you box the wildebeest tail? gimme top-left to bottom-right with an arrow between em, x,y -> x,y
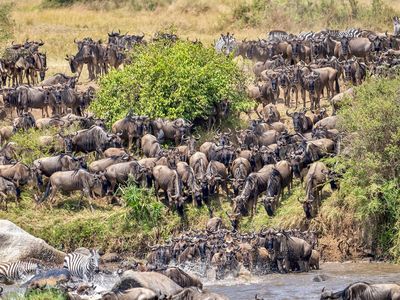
36,171 -> 43,189
335,73 -> 340,94
16,186 -> 21,199
40,182 -> 52,203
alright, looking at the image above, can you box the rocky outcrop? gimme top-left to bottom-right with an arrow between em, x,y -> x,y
112,271 -> 182,297
0,219 -> 65,264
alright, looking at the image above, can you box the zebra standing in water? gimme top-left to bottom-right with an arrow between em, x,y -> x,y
0,261 -> 41,283
63,249 -> 100,282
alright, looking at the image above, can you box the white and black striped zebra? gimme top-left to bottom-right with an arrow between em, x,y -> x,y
63,249 -> 100,282
394,16 -> 400,36
297,31 -> 316,41
338,28 -> 362,38
0,261 -> 40,282
214,32 -> 237,56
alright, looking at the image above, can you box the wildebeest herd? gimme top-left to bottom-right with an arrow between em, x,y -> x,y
145,228 -> 319,280
0,19 -> 400,300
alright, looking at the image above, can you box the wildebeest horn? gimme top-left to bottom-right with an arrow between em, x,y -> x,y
74,38 -> 78,44
296,132 -> 307,140
286,109 -> 294,117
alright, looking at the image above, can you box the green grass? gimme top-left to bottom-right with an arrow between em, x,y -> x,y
4,289 -> 66,300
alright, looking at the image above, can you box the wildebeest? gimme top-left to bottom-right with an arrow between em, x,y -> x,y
230,157 -> 251,197
141,134 -> 163,158
105,160 -> 144,192
89,155 -> 129,173
233,164 -> 275,217
0,177 -> 20,210
33,154 -> 85,187
112,114 -> 148,149
300,161 -> 329,219
206,216 -> 223,232
0,162 -> 31,187
176,161 -> 202,206
65,126 -> 121,156
270,232 -> 312,273
152,165 -> 186,216
40,73 -> 77,87
12,112 -> 36,132
320,282 -> 400,300
162,267 -> 203,289
16,86 -> 49,117
205,160 -> 228,197
189,151 -> 209,203
151,118 -> 191,145
39,169 -> 106,209
286,109 -> 313,133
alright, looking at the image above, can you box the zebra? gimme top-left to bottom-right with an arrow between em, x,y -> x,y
63,249 -> 100,282
0,261 -> 40,282
394,16 -> 400,36
268,30 -> 289,41
338,28 -> 362,38
297,31 -> 316,41
215,32 -> 236,56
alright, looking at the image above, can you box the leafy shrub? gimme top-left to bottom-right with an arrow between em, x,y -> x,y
5,289 -> 66,300
334,76 -> 400,259
91,40 -> 252,125
120,183 -> 165,230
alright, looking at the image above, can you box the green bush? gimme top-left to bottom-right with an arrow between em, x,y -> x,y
91,40 -> 252,125
4,289 -> 66,300
335,76 -> 400,259
120,183 -> 165,231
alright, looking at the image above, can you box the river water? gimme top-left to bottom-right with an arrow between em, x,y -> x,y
207,262 -> 400,300
3,262 -> 400,300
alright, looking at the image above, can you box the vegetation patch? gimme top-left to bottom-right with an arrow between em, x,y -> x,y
0,3 -> 14,47
91,40 -> 252,125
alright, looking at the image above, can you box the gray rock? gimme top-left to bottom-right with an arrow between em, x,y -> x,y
312,274 -> 330,282
0,219 -> 65,264
112,271 -> 182,297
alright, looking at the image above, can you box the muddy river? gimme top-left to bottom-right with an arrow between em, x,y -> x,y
208,262 -> 400,299
3,262 -> 400,299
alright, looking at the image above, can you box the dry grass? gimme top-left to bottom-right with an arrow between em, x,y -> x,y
9,0 -> 399,78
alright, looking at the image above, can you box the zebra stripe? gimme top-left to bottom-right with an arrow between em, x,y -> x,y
338,28 -> 362,38
298,32 -> 316,41
0,261 -> 39,281
63,249 -> 100,282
